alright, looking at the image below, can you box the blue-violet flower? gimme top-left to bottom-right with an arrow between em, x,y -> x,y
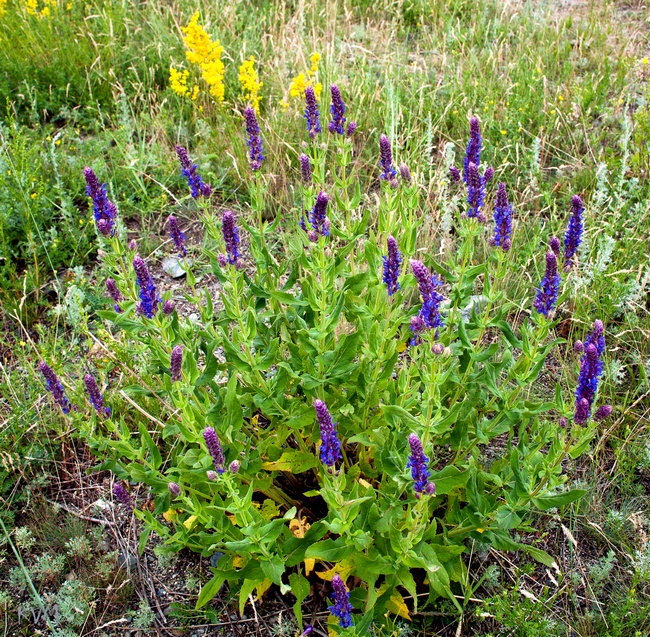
328,574 -> 353,628
314,399 -> 342,467
328,84 -> 346,135
83,167 -> 116,237
563,194 -> 584,270
175,146 -> 212,198
244,106 -> 265,170
39,362 -> 73,414
533,251 -> 561,317
382,235 -> 403,296
133,256 -> 161,318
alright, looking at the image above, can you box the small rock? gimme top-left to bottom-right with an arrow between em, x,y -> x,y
117,550 -> 137,572
162,256 -> 187,279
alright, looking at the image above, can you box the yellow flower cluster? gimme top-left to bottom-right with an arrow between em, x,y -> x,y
0,0 -> 7,16
281,52 -> 322,111
25,0 -> 57,18
238,56 -> 263,112
181,11 -> 226,102
169,66 -> 199,100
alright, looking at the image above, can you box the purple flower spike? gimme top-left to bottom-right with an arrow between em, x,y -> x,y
533,251 -> 561,317
410,260 -> 445,340
105,278 -> 122,313
133,256 -> 160,318
39,362 -> 73,414
549,236 -> 561,258
483,166 -> 494,183
84,373 -> 110,417
328,84 -> 346,135
449,166 -> 461,183
399,163 -> 412,184
410,259 -> 434,299
175,146 -> 212,198
221,211 -> 241,265
308,192 -> 330,237
467,162 -> 486,220
492,182 -> 513,251
168,215 -> 187,257
346,121 -> 357,137
299,153 -> 312,185
407,433 -> 431,497
379,134 -> 397,181
585,319 -> 605,356
382,235 -> 403,296
593,405 -> 613,421
574,333 -> 605,423
83,167 -> 116,237
168,482 -> 181,497
328,574 -> 353,628
244,106 -> 265,170
203,427 -> 226,473
463,116 -> 482,184
563,195 -> 584,270
304,85 -> 322,140
314,399 -> 342,467
113,482 -> 132,509
170,345 -> 183,382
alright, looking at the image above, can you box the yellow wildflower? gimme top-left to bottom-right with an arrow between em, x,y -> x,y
181,12 -> 226,103
642,57 -> 649,65
169,66 -> 191,98
289,72 -> 309,98
24,0 -> 56,18
190,84 -> 199,101
307,52 -> 321,77
238,56 -> 263,112
283,52 -> 323,106
0,0 -> 6,15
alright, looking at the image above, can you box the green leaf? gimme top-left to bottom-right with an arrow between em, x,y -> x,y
305,538 -> 355,562
289,572 -> 310,628
532,489 -> 586,510
196,572 -> 227,609
382,404 -> 421,429
138,423 -> 162,470
261,450 -> 319,473
523,545 -> 556,567
429,466 -> 470,495
195,340 -> 221,386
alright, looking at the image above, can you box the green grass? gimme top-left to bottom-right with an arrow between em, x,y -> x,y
1,0 -> 650,634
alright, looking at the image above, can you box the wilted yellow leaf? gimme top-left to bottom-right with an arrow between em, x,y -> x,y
397,342 -> 408,353
251,414 -> 259,427
317,558 -> 355,582
183,515 -> 198,530
256,578 -> 272,598
163,508 -> 180,522
358,478 -> 372,489
386,590 -> 411,620
289,517 -> 311,538
304,558 -> 315,576
227,513 -> 237,525
260,499 -> 281,521
233,555 -> 246,569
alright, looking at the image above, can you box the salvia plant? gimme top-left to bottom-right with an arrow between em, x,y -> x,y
39,104 -> 613,634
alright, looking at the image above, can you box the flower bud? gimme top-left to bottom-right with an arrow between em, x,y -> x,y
206,470 -> 218,481
229,460 -> 240,474
168,482 -> 181,497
